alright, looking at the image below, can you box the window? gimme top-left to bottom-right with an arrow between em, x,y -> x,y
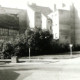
4,29 -> 8,35
55,14 -> 57,16
0,28 -> 8,35
60,11 -> 63,14
62,3 -> 66,7
65,36 -> 68,39
55,24 -> 57,26
35,12 -> 41,18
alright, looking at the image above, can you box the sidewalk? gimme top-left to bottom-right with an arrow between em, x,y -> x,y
7,59 -> 59,66
0,51 -> 80,66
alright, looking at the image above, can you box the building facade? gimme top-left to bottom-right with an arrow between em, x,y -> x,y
52,3 -> 76,44
27,3 -> 52,33
0,6 -> 29,42
74,3 -> 80,45
1,3 -> 80,45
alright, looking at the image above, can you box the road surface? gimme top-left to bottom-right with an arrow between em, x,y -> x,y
0,57 -> 80,80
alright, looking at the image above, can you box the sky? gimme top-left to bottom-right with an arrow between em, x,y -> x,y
0,0 -> 79,10
0,0 -> 73,9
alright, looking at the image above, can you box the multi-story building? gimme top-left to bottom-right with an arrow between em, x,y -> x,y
52,3 -> 76,44
1,3 -> 80,45
74,3 -> 80,45
27,3 -> 52,33
0,6 -> 29,42
26,3 -> 80,45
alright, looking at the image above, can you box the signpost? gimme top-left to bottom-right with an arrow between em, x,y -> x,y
69,44 -> 73,57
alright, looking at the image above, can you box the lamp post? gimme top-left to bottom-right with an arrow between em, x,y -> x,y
69,44 -> 73,57
29,47 -> 30,60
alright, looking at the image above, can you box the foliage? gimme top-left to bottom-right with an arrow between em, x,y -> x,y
3,27 -> 80,58
25,28 -> 53,55
73,44 -> 80,51
51,41 -> 70,54
12,34 -> 28,57
2,42 -> 14,59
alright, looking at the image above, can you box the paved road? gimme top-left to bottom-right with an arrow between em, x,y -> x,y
0,58 -> 80,80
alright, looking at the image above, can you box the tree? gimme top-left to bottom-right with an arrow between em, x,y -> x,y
1,27 -> 54,58
2,41 -> 14,59
25,28 -> 53,56
13,34 -> 29,57
25,28 -> 34,59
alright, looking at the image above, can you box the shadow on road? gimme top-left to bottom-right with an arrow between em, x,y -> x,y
0,69 -> 19,80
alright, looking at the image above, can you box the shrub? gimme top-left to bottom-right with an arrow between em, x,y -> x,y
3,27 -> 80,58
51,40 -> 70,54
73,44 -> 80,51
2,42 -> 14,59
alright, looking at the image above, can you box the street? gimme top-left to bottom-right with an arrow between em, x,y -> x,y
0,57 -> 80,80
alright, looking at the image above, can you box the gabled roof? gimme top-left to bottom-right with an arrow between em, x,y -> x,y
28,4 -> 52,17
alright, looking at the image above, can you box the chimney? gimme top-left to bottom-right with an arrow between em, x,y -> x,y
54,4 -> 56,11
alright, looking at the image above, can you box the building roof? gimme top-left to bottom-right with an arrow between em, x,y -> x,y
0,6 -> 23,29
28,4 -> 52,17
0,13 -> 19,29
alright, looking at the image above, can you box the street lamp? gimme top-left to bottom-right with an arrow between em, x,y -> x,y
69,44 -> 73,57
29,47 -> 30,60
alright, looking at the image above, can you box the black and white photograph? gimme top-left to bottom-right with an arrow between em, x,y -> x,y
0,0 -> 80,80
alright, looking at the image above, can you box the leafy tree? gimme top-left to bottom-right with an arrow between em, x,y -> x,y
25,28 -> 34,58
2,41 -> 14,59
25,28 -> 53,55
12,34 -> 28,57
